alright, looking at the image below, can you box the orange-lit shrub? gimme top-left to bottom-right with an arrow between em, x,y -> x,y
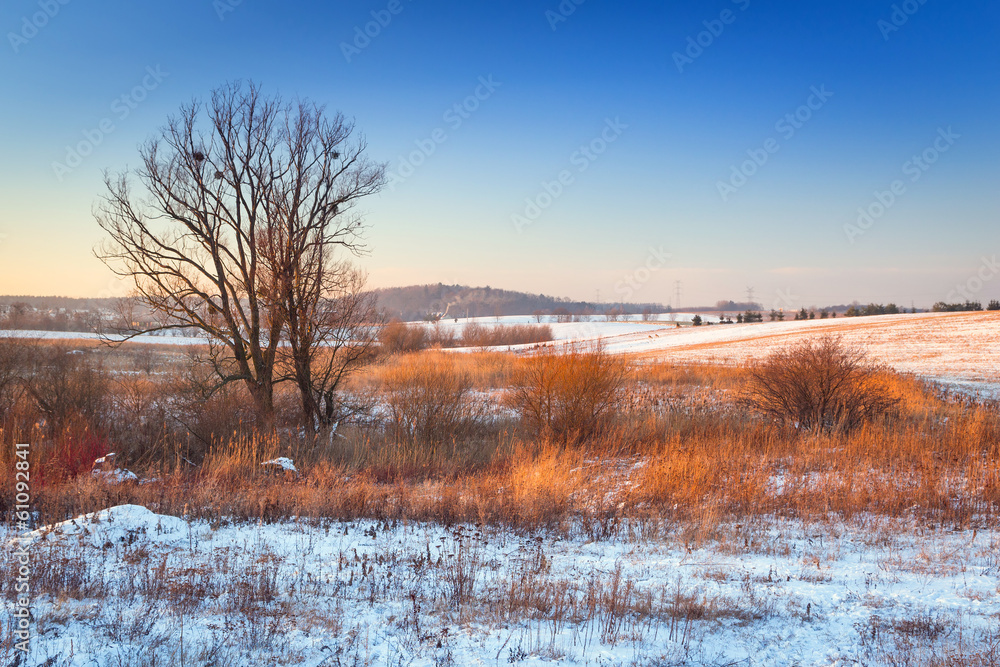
742,335 -> 900,432
506,346 -> 629,445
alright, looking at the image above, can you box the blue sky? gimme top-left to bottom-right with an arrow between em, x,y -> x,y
1,0 -> 997,309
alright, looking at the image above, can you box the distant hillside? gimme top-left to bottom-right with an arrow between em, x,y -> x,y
372,284 -> 667,322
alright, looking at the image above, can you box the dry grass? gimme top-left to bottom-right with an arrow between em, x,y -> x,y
0,341 -> 998,538
354,349 -> 515,391
858,612 -> 1000,666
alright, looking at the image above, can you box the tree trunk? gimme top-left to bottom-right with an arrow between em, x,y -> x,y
294,352 -> 323,433
248,382 -> 276,433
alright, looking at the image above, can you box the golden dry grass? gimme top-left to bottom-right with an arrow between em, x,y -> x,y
1,343 -> 998,537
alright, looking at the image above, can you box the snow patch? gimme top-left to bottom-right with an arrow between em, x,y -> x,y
19,504 -> 187,548
262,457 -> 297,473
91,468 -> 139,484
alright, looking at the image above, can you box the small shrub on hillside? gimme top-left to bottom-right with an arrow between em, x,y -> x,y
742,335 -> 899,433
845,303 -> 902,317
506,346 -> 630,445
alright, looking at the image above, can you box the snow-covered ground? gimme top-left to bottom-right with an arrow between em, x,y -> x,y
0,328 -> 210,345
7,506 -> 999,666
439,312 -> 1000,398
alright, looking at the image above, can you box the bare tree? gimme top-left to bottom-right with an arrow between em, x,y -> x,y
255,92 -> 386,432
278,263 -> 383,433
96,81 -> 385,429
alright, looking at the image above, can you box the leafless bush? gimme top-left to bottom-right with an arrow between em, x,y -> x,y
506,346 -> 630,445
173,350 -> 269,447
0,339 -> 24,417
381,354 -> 488,447
0,339 -> 33,452
427,321 -> 458,348
379,319 -> 428,353
19,343 -> 110,437
106,375 -> 170,465
742,335 -> 900,432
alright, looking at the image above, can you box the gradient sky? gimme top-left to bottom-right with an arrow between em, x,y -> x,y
1,0 -> 997,309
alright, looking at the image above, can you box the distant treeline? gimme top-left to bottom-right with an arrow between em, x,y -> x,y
844,303 -> 907,317
0,298 -> 158,333
3,289 -> 996,335
931,300 -> 1000,312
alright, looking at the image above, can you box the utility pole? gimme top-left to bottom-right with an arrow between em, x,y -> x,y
745,286 -> 756,309
674,281 -> 682,310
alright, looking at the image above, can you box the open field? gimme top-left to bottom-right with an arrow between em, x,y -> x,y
374,311 -> 997,400
2,322 -> 999,665
6,310 -> 996,392
522,312 -> 999,397
6,0 -> 999,663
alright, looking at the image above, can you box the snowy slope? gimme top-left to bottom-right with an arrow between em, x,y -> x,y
461,312 -> 1000,396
